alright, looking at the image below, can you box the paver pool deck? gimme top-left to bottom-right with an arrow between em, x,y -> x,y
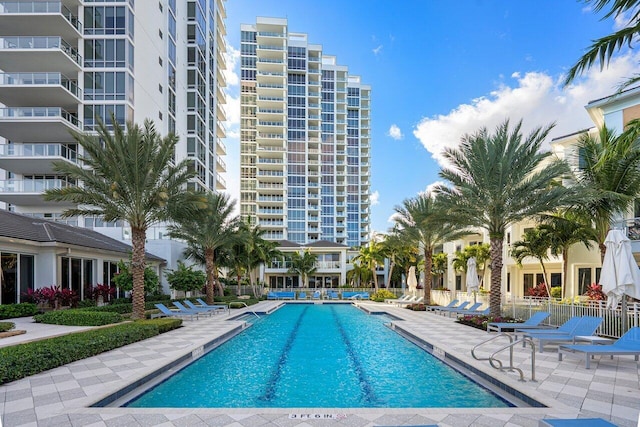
0,301 -> 638,427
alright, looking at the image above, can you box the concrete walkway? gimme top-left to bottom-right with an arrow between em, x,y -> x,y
0,316 -> 93,348
0,302 -> 638,426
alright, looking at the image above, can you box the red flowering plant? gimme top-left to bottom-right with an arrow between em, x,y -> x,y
584,283 -> 606,301
92,284 -> 115,302
457,314 -> 522,331
405,303 -> 426,311
21,288 -> 44,304
526,283 -> 549,298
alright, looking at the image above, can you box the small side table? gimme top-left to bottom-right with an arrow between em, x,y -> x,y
574,335 -> 614,345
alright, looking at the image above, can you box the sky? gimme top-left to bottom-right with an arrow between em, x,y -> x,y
221,0 -> 639,235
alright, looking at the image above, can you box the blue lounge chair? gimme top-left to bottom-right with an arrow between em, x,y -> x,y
514,315 -> 581,339
435,300 -> 469,315
312,290 -> 322,300
184,300 -> 227,314
487,311 -> 551,333
524,316 -> 603,353
267,291 -> 278,300
298,292 -> 307,300
173,301 -> 214,316
463,307 -> 490,316
196,298 -> 229,314
558,327 -> 640,369
447,302 -> 483,317
429,299 -> 459,312
539,418 -> 617,426
155,303 -> 200,321
327,290 -> 340,300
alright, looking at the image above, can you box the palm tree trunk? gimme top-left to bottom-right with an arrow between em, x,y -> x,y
489,236 -> 504,317
386,261 -> 395,288
205,248 -> 215,305
371,267 -> 378,291
424,247 -> 433,305
562,248 -> 569,299
539,261 -> 551,299
236,272 -> 242,296
131,227 -> 147,320
212,259 -> 224,297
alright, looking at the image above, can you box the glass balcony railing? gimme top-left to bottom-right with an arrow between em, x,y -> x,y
0,143 -> 77,162
0,72 -> 81,98
0,1 -> 82,32
0,178 -> 70,193
0,36 -> 81,66
0,107 -> 80,128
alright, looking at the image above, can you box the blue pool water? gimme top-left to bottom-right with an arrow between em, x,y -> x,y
127,304 -> 510,408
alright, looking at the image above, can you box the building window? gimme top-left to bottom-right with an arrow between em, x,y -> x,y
523,273 -> 534,293
455,275 -> 462,291
578,268 -> 592,295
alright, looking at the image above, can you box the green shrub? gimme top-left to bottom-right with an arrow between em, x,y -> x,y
141,318 -> 182,333
78,303 -> 132,314
0,322 -> 15,332
0,321 -> 174,385
370,289 -> 397,302
76,299 -> 97,308
550,286 -> 562,299
0,303 -> 38,320
111,297 -> 131,305
33,309 -> 123,326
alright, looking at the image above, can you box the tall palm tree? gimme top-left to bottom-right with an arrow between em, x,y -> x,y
44,118 -> 201,319
539,210 -> 598,298
168,192 -> 238,304
288,250 -> 317,288
438,120 -> 571,316
431,252 -> 448,288
564,0 -> 640,89
353,240 -> 386,291
380,230 -> 410,289
346,261 -> 371,287
572,122 -> 640,260
393,192 -> 468,305
241,222 -> 280,297
510,228 -> 553,298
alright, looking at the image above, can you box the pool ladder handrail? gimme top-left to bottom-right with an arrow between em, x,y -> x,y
471,333 -> 536,382
235,301 -> 260,319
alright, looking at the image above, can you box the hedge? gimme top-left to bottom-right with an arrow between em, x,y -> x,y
0,322 -> 15,332
33,309 -> 124,326
0,303 -> 38,320
0,318 -> 182,385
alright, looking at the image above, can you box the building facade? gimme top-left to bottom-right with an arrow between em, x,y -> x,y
239,17 -> 371,247
0,0 -> 228,298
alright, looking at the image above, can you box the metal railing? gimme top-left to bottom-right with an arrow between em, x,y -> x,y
0,107 -> 80,128
0,1 -> 82,32
472,333 -> 536,382
0,178 -> 70,192
0,143 -> 77,162
0,36 -> 81,65
0,72 -> 81,98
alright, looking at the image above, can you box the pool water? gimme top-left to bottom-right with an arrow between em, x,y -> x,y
127,304 -> 510,408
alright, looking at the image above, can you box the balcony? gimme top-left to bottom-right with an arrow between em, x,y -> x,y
216,156 -> 226,172
0,72 -> 80,108
0,1 -> 82,40
0,37 -> 81,74
0,178 -> 74,206
0,143 -> 77,174
0,107 -> 80,142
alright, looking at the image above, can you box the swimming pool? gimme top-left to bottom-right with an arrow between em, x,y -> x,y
126,304 -> 510,408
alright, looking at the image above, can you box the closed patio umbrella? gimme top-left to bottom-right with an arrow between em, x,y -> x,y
599,229 -> 640,331
407,265 -> 418,296
466,257 -> 480,298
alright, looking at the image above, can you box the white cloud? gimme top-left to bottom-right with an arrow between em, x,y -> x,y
387,124 -> 403,140
223,46 -> 240,87
372,45 -> 383,55
413,53 -> 640,167
224,94 -> 240,128
370,190 -> 380,206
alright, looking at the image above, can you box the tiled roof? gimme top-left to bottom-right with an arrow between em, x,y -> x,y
276,240 -> 301,248
305,240 -> 349,248
0,210 -> 164,261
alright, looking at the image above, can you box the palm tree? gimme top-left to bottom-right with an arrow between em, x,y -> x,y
539,210 -> 598,298
241,223 -> 280,297
564,0 -> 640,89
431,252 -> 448,288
572,122 -> 640,260
510,228 -> 553,298
381,230 -> 413,289
44,118 -> 201,319
288,250 -> 317,288
393,193 -> 468,305
438,120 -> 570,316
354,240 -> 386,291
168,192 -> 238,304
346,261 -> 371,287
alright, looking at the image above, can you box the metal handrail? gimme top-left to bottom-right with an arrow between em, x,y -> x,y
471,333 -> 536,382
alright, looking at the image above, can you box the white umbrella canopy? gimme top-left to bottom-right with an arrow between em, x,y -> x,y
407,266 -> 418,296
466,257 -> 480,296
600,229 -> 640,310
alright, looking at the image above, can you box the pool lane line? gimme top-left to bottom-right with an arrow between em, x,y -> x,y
329,305 -> 379,405
258,305 -> 309,402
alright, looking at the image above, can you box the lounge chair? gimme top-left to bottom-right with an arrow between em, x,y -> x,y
173,301 -> 213,316
312,290 -> 322,300
154,303 -> 200,321
267,291 -> 278,300
327,290 -> 340,300
298,292 -> 307,300
487,311 -> 551,333
558,327 -> 640,369
523,316 -> 603,353
446,302 -> 483,317
514,315 -> 581,339
184,300 -> 227,314
429,299 -> 459,312
396,296 -> 423,306
385,294 -> 410,304
196,298 -> 229,314
434,300 -> 469,314
539,418 -> 617,426
462,307 -> 490,316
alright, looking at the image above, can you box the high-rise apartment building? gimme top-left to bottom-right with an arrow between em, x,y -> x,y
0,0 -> 227,219
239,17 -> 371,248
0,0 -> 227,293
